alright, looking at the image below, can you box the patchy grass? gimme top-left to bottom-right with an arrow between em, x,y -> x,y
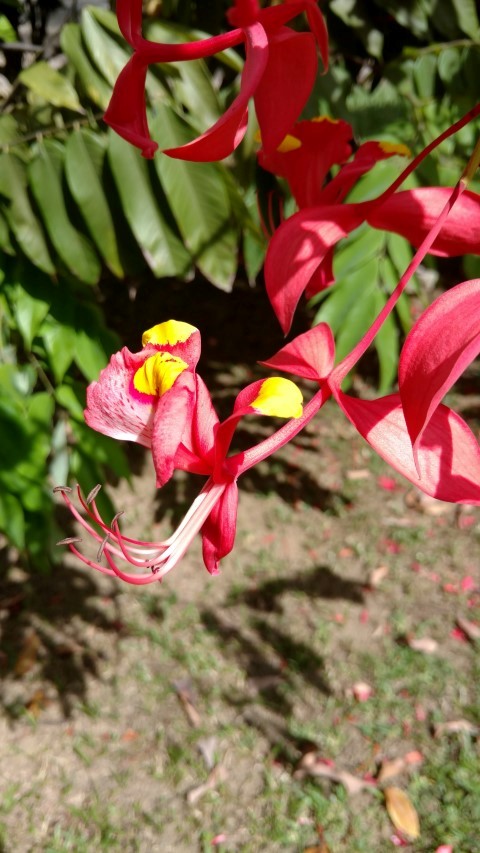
0,405 -> 479,851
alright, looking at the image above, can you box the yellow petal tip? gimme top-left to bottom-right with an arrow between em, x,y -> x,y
142,319 -> 197,348
251,377 -> 303,419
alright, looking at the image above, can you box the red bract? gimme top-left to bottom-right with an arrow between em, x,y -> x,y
58,320 -> 305,579
104,0 -> 328,161
261,110 -> 480,333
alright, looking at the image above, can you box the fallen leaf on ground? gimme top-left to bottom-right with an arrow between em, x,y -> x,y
25,688 -> 49,717
346,468 -> 370,480
197,736 -> 218,770
384,787 -> 420,840
407,636 -> 438,654
352,682 -> 373,702
369,565 -> 389,587
294,753 -> 376,795
456,616 -> 480,642
460,575 -> 477,592
172,679 -> 201,728
378,752 -> 423,783
186,764 -> 227,805
14,629 -> 41,676
434,719 -> 478,737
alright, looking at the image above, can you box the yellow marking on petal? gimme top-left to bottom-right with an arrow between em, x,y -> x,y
379,141 -> 411,158
277,134 -> 302,153
142,319 -> 197,348
251,377 -> 303,419
133,352 -> 187,397
312,115 -> 340,124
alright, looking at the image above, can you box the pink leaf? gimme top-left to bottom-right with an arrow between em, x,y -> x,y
333,392 -> 480,504
260,323 -> 335,381
399,279 -> 480,448
367,188 -> 480,257
264,204 -> 362,333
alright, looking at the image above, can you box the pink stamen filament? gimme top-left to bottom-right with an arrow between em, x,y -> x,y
58,480 -> 226,584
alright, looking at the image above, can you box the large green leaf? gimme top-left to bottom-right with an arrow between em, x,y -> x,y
151,106 -> 237,290
60,23 -> 112,109
6,280 -> 50,349
0,153 -> 54,273
108,129 -> 191,278
28,141 -> 101,285
80,7 -> 133,87
65,130 -> 123,277
19,61 -> 83,112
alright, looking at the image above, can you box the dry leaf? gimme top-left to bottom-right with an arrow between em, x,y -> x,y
456,616 -> 480,642
172,679 -> 201,728
197,736 -> 218,770
186,764 -> 227,805
369,565 -> 389,588
346,469 -> 370,481
352,682 -> 373,702
434,719 -> 478,737
407,636 -> 439,654
14,630 -> 41,676
25,688 -> 49,717
384,787 -> 420,840
294,755 -> 375,796
378,752 -> 423,783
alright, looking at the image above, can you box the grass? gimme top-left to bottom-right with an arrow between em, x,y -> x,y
0,407 -> 479,851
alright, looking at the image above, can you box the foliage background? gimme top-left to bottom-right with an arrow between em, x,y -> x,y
0,0 -> 478,567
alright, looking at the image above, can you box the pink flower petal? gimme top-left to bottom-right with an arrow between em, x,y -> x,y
85,347 -> 156,445
255,28 -> 317,154
164,22 -> 268,161
202,482 -> 239,574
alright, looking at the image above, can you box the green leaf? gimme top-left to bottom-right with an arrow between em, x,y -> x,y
0,153 -> 55,273
28,141 -> 101,285
0,492 -> 25,549
451,0 -> 480,37
332,259 -> 380,363
380,255 -> 412,336
0,14 -> 16,42
56,382 -> 86,421
81,7 -> 134,87
60,23 -> 112,109
413,54 -> 438,100
372,289 -> 399,393
6,280 -> 50,349
73,303 -> 119,382
19,61 -> 83,112
333,225 -> 385,280
151,106 -> 237,290
42,315 -> 76,383
65,130 -> 124,277
108,129 -> 192,278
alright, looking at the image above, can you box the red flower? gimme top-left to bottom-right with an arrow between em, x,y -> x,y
58,320 -> 304,579
104,0 -> 328,161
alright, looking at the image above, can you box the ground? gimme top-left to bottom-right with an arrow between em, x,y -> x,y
0,280 -> 479,852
